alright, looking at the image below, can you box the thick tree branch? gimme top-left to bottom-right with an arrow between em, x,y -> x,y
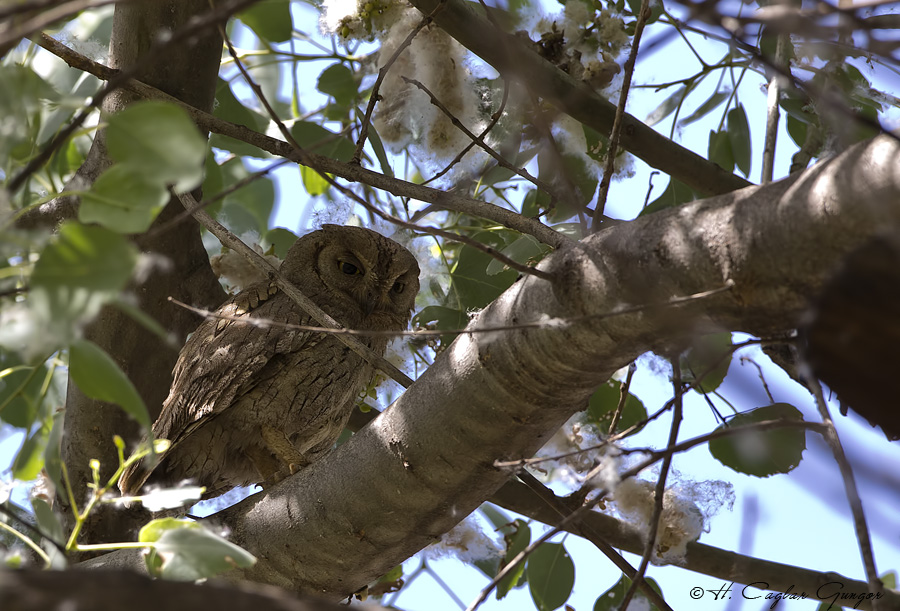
407,0 -> 752,197
84,134 -> 900,602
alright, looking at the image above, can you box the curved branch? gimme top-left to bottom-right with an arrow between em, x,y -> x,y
407,0 -> 752,197
83,135 -> 900,604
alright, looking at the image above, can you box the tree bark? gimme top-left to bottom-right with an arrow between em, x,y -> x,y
59,0 -> 228,545
83,134 -> 900,603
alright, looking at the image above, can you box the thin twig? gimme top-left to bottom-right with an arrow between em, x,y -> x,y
806,376 -> 883,610
592,0 -> 653,230
761,35 -> 790,184
517,471 -> 675,611
423,79 -> 510,186
26,34 -> 570,248
352,1 -> 446,164
619,356 -> 684,610
176,192 -> 415,389
402,76 -> 553,195
169,280 -> 736,339
8,0 -> 262,193
220,20 -> 557,283
608,361 -> 637,436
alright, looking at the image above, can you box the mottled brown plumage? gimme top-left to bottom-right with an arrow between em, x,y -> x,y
119,225 -> 419,499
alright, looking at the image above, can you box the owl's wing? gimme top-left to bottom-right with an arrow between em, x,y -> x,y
119,281 -> 316,494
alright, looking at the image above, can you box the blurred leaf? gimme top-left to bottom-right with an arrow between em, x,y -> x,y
594,574 -> 664,611
80,164 -> 168,234
12,418 -> 51,480
291,121 -> 354,162
30,223 -> 137,338
497,519 -> 530,599
680,89 -> 730,126
219,161 -> 275,235
640,177 -> 695,216
31,497 -> 64,543
140,518 -> 256,581
486,234 -> 548,276
526,542 -> 575,611
707,129 -> 734,173
479,504 -> 511,531
586,380 -> 647,437
681,332 -> 733,393
646,85 -> 689,127
0,353 -> 49,428
261,227 -> 299,259
727,104 -> 751,177
43,409 -> 65,492
412,305 -> 468,345
367,126 -> 393,177
318,64 -> 357,106
709,403 -> 806,477
239,0 -> 292,42
210,79 -> 268,156
69,339 -> 149,429
300,164 -> 331,196
536,151 -> 597,221
0,65 -> 59,163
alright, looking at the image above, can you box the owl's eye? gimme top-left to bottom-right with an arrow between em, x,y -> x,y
339,260 -> 362,276
392,281 -> 405,294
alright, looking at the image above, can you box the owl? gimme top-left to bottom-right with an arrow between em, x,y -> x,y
118,225 -> 420,500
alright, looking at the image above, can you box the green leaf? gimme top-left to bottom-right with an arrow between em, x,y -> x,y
69,339 -> 149,428
291,121 -> 355,162
707,129 -> 734,172
261,227 -> 299,259
239,0 -> 292,42
218,161 -> 275,235
0,65 -> 60,163
679,89 -> 731,126
12,419 -> 51,480
536,151 -> 598,222
645,85 -> 689,127
709,403 -> 806,477
586,380 -> 647,437
43,409 -> 65,492
30,223 -> 138,335
0,353 -> 49,428
317,64 -> 358,106
79,164 -> 168,234
140,518 -> 256,581
210,79 -> 268,156
449,231 -> 518,309
785,113 -> 808,148
526,542 -> 575,611
32,498 -> 65,544
497,519 -> 531,599
300,164 -> 331,197
106,101 -> 206,192
367,125 -> 394,177
680,332 -> 733,394
593,574 -> 664,611
640,177 -> 696,216
413,305 -> 468,345
727,104 -> 752,177
485,234 -> 548,276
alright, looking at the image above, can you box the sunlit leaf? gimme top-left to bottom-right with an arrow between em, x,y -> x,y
106,101 -> 206,192
709,403 -> 806,477
80,164 -> 168,234
140,518 -> 256,581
